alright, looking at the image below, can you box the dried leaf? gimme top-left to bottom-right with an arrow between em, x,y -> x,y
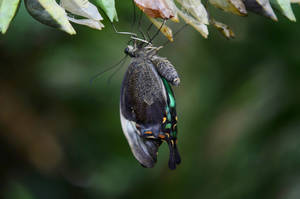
243,0 -> 278,21
209,0 -> 247,16
60,0 -> 103,21
91,0 -> 118,22
270,0 -> 296,21
134,0 -> 175,19
176,0 -> 209,24
68,17 -> 104,29
0,0 -> 21,34
177,8 -> 209,38
148,17 -> 174,41
24,0 -> 76,34
211,19 -> 235,39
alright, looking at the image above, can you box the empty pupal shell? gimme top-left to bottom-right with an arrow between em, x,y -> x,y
24,0 -> 76,34
148,17 -> 174,41
177,8 -> 209,38
68,17 -> 104,30
176,0 -> 209,25
134,0 -> 175,19
270,0 -> 296,21
60,0 -> 103,21
165,0 -> 180,22
211,19 -> 235,39
0,0 -> 21,34
209,0 -> 248,16
243,0 -> 278,21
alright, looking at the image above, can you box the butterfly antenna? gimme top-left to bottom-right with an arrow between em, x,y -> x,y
107,56 -> 128,85
163,23 -> 188,47
131,0 -> 137,32
146,23 -> 153,41
137,10 -> 147,41
90,55 -> 128,84
149,19 -> 166,44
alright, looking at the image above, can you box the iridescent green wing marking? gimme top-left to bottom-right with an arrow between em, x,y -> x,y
161,78 -> 180,169
162,78 -> 177,138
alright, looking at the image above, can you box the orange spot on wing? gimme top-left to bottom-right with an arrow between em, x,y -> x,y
159,134 -> 166,139
144,131 -> 153,134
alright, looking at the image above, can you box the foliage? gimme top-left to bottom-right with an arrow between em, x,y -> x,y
0,0 -> 299,39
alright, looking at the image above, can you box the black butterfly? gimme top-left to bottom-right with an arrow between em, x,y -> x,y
120,40 -> 181,169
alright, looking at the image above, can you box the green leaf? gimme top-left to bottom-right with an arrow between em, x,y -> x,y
91,0 -> 118,22
24,0 -> 76,35
270,0 -> 296,21
0,0 -> 21,34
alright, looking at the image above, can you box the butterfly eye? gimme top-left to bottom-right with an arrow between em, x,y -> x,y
124,47 -> 130,55
124,46 -> 135,57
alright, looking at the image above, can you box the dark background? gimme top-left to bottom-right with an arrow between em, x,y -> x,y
1,1 -> 300,199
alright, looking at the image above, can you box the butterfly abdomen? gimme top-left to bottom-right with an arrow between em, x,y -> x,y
151,55 -> 180,86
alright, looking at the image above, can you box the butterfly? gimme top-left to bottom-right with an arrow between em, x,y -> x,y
120,39 -> 181,169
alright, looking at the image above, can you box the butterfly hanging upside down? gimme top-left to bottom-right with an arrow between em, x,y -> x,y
120,40 -> 181,170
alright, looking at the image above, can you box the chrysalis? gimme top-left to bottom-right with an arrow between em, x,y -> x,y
243,0 -> 278,21
270,0 -> 296,21
24,0 -> 76,34
120,42 -> 181,169
134,0 -> 175,19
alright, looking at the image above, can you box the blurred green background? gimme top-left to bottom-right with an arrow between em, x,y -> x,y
1,1 -> 300,199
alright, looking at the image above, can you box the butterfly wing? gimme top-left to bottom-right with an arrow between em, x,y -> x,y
120,57 -> 167,168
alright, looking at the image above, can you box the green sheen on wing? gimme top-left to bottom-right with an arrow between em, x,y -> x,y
162,78 -> 175,108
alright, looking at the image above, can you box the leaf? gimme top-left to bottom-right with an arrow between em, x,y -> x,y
148,16 -> 174,41
176,0 -> 209,24
211,19 -> 235,39
91,0 -> 118,22
134,0 -> 175,19
24,0 -> 76,34
270,0 -> 296,21
0,0 -> 21,34
68,17 -> 104,30
176,8 -> 209,38
243,0 -> 278,21
209,0 -> 247,16
60,0 -> 103,21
